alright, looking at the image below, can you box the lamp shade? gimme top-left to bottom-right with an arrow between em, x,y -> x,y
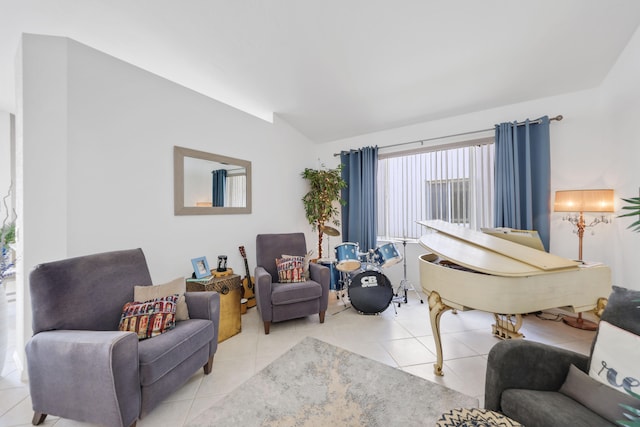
554,189 -> 614,213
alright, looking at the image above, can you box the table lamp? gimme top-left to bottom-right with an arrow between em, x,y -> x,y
554,189 -> 614,329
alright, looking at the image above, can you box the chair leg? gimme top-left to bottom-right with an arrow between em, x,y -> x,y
32,412 -> 47,425
263,321 -> 270,334
319,310 -> 326,324
203,355 -> 214,375
129,421 -> 137,427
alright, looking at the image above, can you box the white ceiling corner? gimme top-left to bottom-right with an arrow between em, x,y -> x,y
1,0 -> 640,143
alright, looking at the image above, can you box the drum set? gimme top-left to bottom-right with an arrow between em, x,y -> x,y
319,238 -> 406,315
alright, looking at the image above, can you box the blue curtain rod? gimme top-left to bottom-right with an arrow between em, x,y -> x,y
333,114 -> 563,157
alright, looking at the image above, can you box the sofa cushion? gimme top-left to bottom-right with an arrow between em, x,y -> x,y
138,318 -> 214,386
589,320 -> 640,398
135,277 -> 190,321
276,257 -> 305,283
256,233 -> 308,280
501,389 -> 614,427
560,364 -> 640,424
118,295 -> 178,340
281,252 -> 312,279
271,281 -> 322,305
30,248 -> 153,333
599,285 -> 640,335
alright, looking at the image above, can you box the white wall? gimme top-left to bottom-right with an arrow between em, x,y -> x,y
15,34 -> 70,375
599,25 -> 640,290
15,34 -> 321,374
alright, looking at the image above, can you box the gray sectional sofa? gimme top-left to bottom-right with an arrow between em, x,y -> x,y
485,286 -> 640,427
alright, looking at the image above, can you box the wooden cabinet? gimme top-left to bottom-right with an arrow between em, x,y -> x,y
186,274 -> 242,342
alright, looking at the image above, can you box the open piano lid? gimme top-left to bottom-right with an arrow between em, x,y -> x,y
418,220 -> 580,277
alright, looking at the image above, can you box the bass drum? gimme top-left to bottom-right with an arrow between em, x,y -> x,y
348,270 -> 393,315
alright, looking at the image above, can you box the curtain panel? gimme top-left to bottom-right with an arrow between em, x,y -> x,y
340,146 -> 378,251
211,169 -> 227,207
494,116 -> 551,250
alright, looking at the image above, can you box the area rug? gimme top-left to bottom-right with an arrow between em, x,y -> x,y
187,337 -> 478,427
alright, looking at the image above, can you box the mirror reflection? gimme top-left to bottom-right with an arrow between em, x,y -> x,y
174,146 -> 252,215
183,157 -> 247,208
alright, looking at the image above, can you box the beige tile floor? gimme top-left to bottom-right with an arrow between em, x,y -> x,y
0,285 -> 596,427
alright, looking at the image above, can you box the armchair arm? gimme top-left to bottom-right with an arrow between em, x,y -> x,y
185,291 -> 220,354
254,266 -> 273,321
484,339 -> 589,412
309,262 -> 330,311
26,330 -> 140,427
185,291 -> 220,322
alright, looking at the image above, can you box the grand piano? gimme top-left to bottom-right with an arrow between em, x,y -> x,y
418,220 -> 611,376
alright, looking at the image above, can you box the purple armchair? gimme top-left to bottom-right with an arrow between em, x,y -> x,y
25,249 -> 220,427
255,233 -> 330,334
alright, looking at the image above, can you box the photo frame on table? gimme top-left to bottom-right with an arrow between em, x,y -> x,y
191,256 -> 211,279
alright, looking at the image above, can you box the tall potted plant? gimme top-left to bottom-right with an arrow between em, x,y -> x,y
301,166 -> 346,258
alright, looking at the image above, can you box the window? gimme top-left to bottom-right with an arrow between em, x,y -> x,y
426,178 -> 470,223
377,138 -> 494,240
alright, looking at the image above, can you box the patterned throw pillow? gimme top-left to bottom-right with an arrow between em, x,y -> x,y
276,256 -> 305,283
282,251 -> 312,280
118,294 -> 179,340
134,277 -> 190,321
587,285 -> 640,406
589,320 -> 640,397
437,408 -> 521,426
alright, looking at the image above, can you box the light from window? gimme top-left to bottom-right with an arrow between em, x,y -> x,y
377,140 -> 494,240
427,178 -> 470,223
224,174 -> 246,207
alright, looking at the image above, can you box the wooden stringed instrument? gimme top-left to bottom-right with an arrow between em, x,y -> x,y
238,246 -> 257,308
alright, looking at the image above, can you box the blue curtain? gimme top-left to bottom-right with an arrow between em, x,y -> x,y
340,146 -> 378,251
494,116 -> 550,250
211,169 -> 227,207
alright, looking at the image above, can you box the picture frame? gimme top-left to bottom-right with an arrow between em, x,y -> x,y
191,256 -> 211,279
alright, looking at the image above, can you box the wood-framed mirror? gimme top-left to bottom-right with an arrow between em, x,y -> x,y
174,146 -> 252,215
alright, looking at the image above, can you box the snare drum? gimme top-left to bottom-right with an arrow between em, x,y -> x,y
334,242 -> 361,272
348,270 -> 393,315
374,242 -> 402,268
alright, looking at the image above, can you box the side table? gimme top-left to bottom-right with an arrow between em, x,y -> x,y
186,274 -> 242,342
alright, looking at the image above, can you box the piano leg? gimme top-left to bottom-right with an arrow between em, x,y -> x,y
563,297 -> 608,330
427,291 -> 453,376
595,297 -> 608,317
492,313 -> 524,339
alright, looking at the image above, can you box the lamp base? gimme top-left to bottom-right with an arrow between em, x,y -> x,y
562,313 -> 597,331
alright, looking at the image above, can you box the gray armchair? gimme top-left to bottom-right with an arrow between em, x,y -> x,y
255,233 -> 330,334
25,248 -> 220,427
485,286 -> 640,427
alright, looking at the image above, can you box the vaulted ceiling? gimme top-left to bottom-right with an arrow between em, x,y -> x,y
2,1 -> 640,142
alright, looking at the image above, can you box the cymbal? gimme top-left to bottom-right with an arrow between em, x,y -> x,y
320,225 -> 340,236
